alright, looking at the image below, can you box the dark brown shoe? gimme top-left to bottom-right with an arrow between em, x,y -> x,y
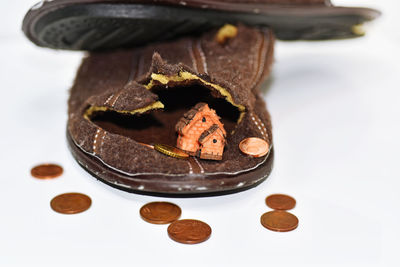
67,24 -> 274,195
23,0 -> 380,50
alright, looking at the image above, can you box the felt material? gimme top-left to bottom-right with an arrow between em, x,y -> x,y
68,24 -> 274,193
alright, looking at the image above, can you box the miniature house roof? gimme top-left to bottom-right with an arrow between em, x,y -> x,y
175,102 -> 226,136
198,124 -> 225,144
175,102 -> 208,134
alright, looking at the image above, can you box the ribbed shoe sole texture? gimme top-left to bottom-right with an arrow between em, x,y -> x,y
24,3 -> 379,50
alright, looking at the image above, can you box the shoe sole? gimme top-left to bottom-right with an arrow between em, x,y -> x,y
23,2 -> 380,50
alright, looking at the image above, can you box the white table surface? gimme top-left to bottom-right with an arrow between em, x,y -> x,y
1,0 -> 399,266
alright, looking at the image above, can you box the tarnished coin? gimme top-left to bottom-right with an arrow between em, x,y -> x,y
140,202 -> 181,224
154,144 -> 189,159
168,219 -> 212,244
31,163 -> 63,179
260,211 -> 298,232
239,137 -> 269,157
50,193 -> 92,214
266,194 -> 296,210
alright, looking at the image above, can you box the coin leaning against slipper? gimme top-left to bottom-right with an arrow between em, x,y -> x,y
239,137 -> 269,157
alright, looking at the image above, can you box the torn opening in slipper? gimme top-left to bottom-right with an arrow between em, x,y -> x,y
68,25 -> 274,195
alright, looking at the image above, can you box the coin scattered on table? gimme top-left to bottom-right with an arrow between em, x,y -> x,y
239,137 -> 269,157
266,194 -> 296,210
140,202 -> 182,224
31,163 -> 63,179
154,144 -> 189,159
260,210 -> 298,232
50,193 -> 92,214
168,219 -> 212,244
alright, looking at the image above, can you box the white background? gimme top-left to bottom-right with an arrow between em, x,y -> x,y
1,0 -> 399,266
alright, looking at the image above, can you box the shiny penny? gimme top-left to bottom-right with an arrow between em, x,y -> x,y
140,202 -> 182,224
50,193 -> 92,214
260,211 -> 298,232
239,137 -> 269,157
266,194 -> 296,210
154,144 -> 189,159
168,219 -> 212,244
31,163 -> 63,179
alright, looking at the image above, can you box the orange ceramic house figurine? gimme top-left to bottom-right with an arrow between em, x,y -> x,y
175,103 -> 226,160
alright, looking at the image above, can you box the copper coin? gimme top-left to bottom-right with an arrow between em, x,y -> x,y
138,142 -> 154,149
260,211 -> 298,232
50,193 -> 92,214
31,163 -> 63,179
266,194 -> 296,210
168,219 -> 212,244
239,137 -> 269,157
140,202 -> 181,224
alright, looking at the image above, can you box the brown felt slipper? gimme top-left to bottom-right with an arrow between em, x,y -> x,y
67,24 -> 275,195
23,0 -> 380,50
